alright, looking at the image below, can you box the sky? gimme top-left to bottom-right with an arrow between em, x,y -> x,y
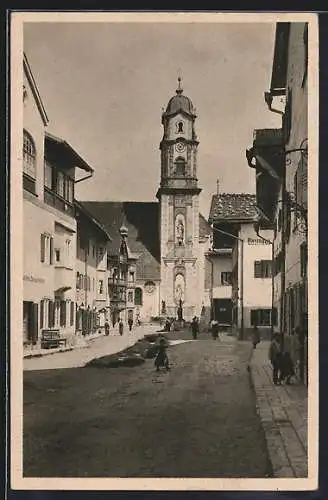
24,20 -> 281,217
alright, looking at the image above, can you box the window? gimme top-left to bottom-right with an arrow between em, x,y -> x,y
129,271 -> 135,283
40,233 -> 53,265
178,121 -> 184,133
55,249 -> 60,262
76,272 -> 80,290
251,309 -> 276,326
44,160 -> 53,189
57,171 -> 65,198
60,300 -> 66,327
221,271 -> 232,286
254,260 -> 272,278
48,301 -> 55,328
70,301 -> 74,326
65,239 -> 72,265
135,287 -> 143,306
175,157 -> 186,176
128,291 -> 133,303
98,280 -> 104,295
23,130 -> 36,179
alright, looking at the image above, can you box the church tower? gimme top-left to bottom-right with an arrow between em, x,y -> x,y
157,78 -> 201,322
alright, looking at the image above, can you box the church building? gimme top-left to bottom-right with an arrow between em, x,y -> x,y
83,79 -> 211,324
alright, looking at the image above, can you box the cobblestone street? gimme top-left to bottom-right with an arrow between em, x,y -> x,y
23,334 -> 272,478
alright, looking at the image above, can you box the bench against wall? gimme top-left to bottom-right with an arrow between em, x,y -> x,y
41,329 -> 67,349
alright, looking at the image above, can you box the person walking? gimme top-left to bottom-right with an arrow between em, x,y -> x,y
104,320 -> 110,336
118,318 -> 124,336
252,325 -> 261,349
268,333 -> 282,385
191,316 -> 199,340
211,319 -> 219,340
154,337 -> 170,372
128,317 -> 133,332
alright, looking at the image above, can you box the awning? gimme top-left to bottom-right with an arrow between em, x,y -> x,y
54,286 -> 72,294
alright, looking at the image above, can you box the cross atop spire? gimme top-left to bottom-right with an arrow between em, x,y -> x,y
176,75 -> 183,95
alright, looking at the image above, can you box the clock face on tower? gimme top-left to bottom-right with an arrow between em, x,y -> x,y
175,142 -> 186,153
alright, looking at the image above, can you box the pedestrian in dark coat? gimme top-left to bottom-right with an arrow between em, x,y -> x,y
118,319 -> 124,336
268,333 -> 282,384
279,351 -> 295,384
252,325 -> 261,349
211,320 -> 219,340
128,318 -> 133,331
154,337 -> 170,371
191,316 -> 199,340
104,320 -> 110,336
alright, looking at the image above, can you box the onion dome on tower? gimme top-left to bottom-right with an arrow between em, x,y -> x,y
162,77 -> 196,118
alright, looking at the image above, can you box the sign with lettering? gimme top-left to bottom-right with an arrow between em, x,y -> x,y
23,274 -> 45,284
247,237 -> 271,246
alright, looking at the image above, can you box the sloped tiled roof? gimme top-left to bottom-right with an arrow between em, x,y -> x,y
208,193 -> 257,223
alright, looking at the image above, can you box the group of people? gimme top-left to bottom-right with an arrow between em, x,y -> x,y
269,332 -> 295,385
191,317 -> 221,340
104,315 -> 141,337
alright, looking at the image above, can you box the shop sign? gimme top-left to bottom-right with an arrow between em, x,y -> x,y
247,237 -> 271,246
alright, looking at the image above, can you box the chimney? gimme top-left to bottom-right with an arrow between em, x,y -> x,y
217,178 -> 220,195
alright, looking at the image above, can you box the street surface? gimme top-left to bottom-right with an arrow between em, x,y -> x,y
24,332 -> 272,477
23,324 -> 158,371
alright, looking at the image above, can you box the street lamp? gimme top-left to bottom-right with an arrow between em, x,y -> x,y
210,224 -> 244,340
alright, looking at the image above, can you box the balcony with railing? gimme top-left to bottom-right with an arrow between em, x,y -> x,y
44,187 -> 75,217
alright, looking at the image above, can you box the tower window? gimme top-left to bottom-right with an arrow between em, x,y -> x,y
178,121 -> 184,133
175,157 -> 186,176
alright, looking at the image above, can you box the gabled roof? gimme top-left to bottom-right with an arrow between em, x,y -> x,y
74,200 -> 112,242
45,132 -> 94,173
81,201 -> 161,281
23,53 -> 49,126
208,193 -> 258,224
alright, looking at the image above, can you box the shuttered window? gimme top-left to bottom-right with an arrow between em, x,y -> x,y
70,301 -> 74,326
40,234 -> 45,262
40,300 -> 44,329
250,309 -> 276,326
50,237 -> 54,265
254,260 -> 272,278
60,301 -> 66,327
48,301 -> 55,328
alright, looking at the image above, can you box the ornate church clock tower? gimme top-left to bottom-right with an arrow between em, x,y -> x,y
156,78 -> 201,322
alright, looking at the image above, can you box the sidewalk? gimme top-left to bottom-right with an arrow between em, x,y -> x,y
23,323 -> 159,371
250,340 -> 308,478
